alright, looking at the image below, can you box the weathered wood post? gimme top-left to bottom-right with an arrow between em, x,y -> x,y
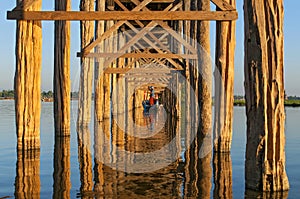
196,2 -> 212,197
15,0 -> 42,150
197,0 -> 211,144
54,0 -> 71,135
244,0 -> 289,191
77,0 -> 95,126
94,0 -> 105,122
213,0 -> 236,152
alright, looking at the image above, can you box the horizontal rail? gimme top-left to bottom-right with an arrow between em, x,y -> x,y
82,52 -> 198,59
7,11 -> 238,21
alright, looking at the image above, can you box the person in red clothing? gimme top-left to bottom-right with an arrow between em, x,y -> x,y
148,86 -> 155,106
149,95 -> 155,106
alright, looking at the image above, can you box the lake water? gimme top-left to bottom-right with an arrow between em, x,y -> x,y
0,100 -> 299,198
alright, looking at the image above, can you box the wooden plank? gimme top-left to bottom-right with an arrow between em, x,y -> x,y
210,0 -> 235,11
103,68 -> 132,74
13,0 -> 37,11
86,52 -> 197,59
7,10 -> 238,21
104,68 -> 176,74
119,0 -> 174,3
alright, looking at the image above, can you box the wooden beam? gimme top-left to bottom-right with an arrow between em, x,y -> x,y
7,10 -> 238,21
103,68 -> 177,74
210,0 -> 235,11
119,0 -> 174,3
103,68 -> 132,74
86,52 -> 197,59
125,73 -> 172,77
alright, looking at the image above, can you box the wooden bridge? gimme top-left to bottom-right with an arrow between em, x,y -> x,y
7,0 -> 289,192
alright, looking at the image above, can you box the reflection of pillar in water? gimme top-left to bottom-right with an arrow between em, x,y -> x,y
77,127 -> 93,194
245,189 -> 289,199
197,152 -> 212,199
94,118 -> 113,196
213,153 -> 232,199
15,150 -> 40,198
94,121 -> 105,195
53,136 -> 71,199
184,137 -> 212,198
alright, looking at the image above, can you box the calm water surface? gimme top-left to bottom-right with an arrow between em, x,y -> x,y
0,100 -> 299,198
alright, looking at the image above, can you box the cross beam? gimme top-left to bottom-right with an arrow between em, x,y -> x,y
84,52 -> 197,59
7,10 -> 238,21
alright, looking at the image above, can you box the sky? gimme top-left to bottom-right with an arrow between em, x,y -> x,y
0,1 -> 299,96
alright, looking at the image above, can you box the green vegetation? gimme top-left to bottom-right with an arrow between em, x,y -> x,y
233,99 -> 300,107
0,90 -> 14,98
0,90 -> 80,100
41,91 -> 53,98
233,99 -> 246,106
284,99 -> 300,107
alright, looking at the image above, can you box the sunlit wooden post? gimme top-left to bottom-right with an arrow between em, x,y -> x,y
94,0 -> 105,122
54,0 -> 71,135
213,0 -> 236,152
77,0 -> 94,127
197,0 -> 212,147
14,0 -> 42,150
244,0 -> 289,191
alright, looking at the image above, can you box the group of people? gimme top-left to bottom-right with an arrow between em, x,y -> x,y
142,86 -> 159,112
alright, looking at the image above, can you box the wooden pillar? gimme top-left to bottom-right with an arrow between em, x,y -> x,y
94,0 -> 105,122
197,0 -> 212,147
213,0 -> 236,152
54,0 -> 71,135
15,0 -> 42,150
77,0 -> 94,126
244,0 -> 289,191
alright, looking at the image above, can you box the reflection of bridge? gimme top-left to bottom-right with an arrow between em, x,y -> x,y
8,0 -> 288,193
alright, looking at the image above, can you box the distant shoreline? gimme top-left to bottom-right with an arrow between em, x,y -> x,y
234,99 -> 300,107
1,97 -> 300,107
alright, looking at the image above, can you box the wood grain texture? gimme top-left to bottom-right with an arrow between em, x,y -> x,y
244,0 -> 289,191
7,10 -> 238,21
213,0 -> 236,152
15,0 -> 42,150
77,0 -> 95,126
54,0 -> 71,135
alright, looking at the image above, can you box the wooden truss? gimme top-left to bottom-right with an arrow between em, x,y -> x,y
7,0 -> 238,76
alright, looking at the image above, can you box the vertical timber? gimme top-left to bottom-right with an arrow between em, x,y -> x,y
94,0 -> 105,122
197,1 -> 212,196
244,0 -> 289,191
198,0 -> 212,144
77,0 -> 95,126
54,0 -> 71,135
213,0 -> 236,152
15,0 -> 42,150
